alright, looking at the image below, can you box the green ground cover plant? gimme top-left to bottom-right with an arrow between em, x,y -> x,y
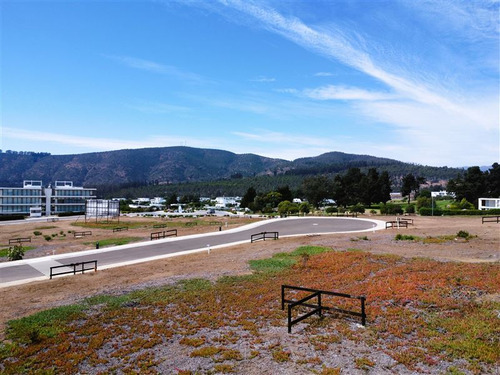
1,246 -> 498,374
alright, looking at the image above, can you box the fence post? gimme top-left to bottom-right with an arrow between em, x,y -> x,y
287,304 -> 292,333
361,296 -> 366,326
318,293 -> 322,318
281,285 -> 285,310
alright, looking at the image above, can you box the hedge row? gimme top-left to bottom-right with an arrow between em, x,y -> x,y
419,208 -> 500,216
57,211 -> 85,217
0,214 -> 26,221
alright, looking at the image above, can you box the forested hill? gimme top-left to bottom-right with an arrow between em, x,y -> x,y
0,147 -> 464,190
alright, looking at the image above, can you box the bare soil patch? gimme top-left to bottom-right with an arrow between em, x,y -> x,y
1,215 -> 498,339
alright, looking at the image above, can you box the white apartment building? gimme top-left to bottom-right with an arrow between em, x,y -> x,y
0,180 -> 96,216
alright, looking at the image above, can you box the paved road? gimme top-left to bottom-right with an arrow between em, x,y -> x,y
0,217 -> 385,287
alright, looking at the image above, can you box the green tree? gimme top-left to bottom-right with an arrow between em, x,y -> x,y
401,173 -> 425,204
166,193 -> 178,207
447,166 -> 487,208
240,187 -> 257,209
299,202 -> 311,215
302,176 -> 332,208
276,185 -> 293,202
277,200 -> 298,216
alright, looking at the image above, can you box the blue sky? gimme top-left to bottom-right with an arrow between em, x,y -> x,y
1,0 -> 499,167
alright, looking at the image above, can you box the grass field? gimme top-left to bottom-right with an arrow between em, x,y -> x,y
1,246 -> 498,374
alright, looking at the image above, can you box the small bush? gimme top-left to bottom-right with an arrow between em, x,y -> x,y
456,230 -> 470,239
395,234 -> 418,241
348,203 -> 365,213
7,245 -> 25,261
405,204 -> 415,214
44,235 -> 52,241
33,231 -> 42,236
380,203 -> 403,215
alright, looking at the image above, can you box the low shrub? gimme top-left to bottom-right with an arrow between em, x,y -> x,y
44,235 -> 52,241
57,211 -> 84,217
0,214 -> 25,221
395,234 -> 419,241
33,231 -> 42,236
7,245 -> 25,261
405,204 -> 415,214
380,203 -> 403,215
419,208 -> 500,216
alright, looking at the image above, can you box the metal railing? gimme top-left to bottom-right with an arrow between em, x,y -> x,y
50,260 -> 97,279
150,229 -> 177,240
251,231 -> 279,243
281,285 -> 366,333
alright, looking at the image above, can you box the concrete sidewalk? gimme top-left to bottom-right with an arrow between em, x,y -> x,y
0,217 -> 385,288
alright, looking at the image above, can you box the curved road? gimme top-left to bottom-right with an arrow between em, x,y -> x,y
0,217 -> 385,287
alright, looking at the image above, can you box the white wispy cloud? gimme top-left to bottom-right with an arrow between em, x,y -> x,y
105,55 -> 204,83
314,72 -> 334,77
303,85 -> 394,101
250,76 -> 276,82
233,130 -> 330,147
208,0 -> 498,165
2,127 -> 209,152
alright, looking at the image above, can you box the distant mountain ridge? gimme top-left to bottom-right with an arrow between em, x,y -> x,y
0,147 -> 464,187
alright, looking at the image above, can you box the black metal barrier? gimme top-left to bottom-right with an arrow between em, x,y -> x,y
482,216 -> 500,224
50,260 -> 97,279
150,229 -> 177,240
281,285 -> 366,333
74,231 -> 92,237
112,227 -> 128,232
251,231 -> 279,243
9,237 -> 31,245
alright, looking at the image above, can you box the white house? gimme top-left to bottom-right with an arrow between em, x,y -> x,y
431,191 -> 455,198
478,198 -> 500,210
215,196 -> 240,208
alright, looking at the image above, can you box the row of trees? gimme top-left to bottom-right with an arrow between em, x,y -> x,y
447,164 -> 500,208
301,168 -> 392,207
239,168 -> 392,212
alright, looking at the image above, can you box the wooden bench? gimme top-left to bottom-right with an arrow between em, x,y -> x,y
150,229 -> 177,240
9,237 -> 32,245
112,227 -> 128,232
385,220 -> 409,229
74,231 -> 92,238
399,217 -> 414,225
482,216 -> 500,224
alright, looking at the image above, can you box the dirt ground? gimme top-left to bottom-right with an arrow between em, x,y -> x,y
0,215 -> 498,339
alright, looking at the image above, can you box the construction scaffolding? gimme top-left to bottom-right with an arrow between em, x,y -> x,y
85,199 -> 120,223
